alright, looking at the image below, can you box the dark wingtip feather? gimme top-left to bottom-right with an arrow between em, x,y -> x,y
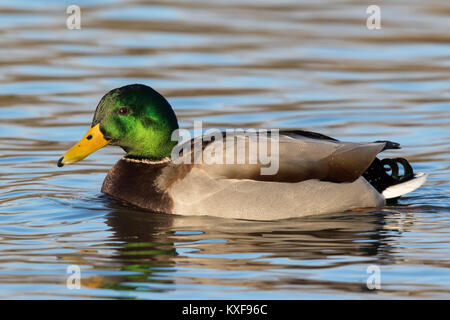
374,140 -> 401,151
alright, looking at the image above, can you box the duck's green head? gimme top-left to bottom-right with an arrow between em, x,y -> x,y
58,84 -> 178,167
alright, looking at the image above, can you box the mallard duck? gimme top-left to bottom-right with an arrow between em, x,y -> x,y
57,84 -> 426,220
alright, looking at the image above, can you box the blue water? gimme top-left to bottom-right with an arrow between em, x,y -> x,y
0,0 -> 449,299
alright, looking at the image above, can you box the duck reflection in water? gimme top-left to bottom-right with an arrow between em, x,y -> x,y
76,195 -> 414,295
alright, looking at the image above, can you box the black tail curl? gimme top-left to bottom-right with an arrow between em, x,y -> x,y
363,157 -> 415,194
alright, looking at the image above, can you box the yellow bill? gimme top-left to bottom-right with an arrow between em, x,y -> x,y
57,123 -> 110,167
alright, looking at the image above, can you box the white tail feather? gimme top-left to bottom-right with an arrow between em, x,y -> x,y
382,172 -> 427,199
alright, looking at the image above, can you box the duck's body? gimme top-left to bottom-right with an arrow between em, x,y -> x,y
102,157 -> 386,220
58,84 -> 427,220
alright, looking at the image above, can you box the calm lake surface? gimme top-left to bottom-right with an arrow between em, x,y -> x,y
0,0 -> 449,299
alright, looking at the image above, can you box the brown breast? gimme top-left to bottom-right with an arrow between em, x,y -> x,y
101,158 -> 174,213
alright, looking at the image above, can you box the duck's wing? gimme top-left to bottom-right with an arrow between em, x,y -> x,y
171,130 -> 394,183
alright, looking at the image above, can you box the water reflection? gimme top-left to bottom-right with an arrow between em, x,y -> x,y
71,197 -> 419,297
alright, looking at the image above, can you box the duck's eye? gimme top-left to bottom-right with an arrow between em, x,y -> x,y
117,107 -> 130,116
